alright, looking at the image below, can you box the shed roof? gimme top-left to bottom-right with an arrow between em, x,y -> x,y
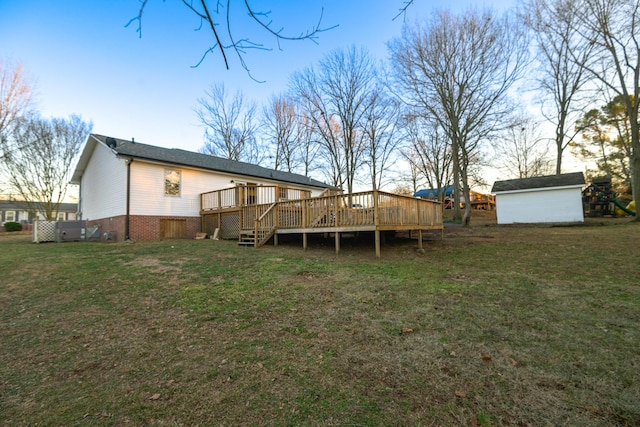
73,134 -> 333,189
491,172 -> 585,193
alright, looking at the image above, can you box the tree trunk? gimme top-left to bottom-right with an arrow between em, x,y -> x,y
556,139 -> 563,175
461,162 -> 472,227
452,139 -> 462,222
631,134 -> 640,222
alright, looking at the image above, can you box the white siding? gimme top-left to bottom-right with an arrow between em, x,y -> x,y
129,161 -> 323,217
78,143 -> 330,220
80,143 -> 127,220
495,186 -> 584,224
129,162 -> 228,217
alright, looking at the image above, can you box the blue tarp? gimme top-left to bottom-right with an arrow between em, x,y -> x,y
413,186 -> 454,198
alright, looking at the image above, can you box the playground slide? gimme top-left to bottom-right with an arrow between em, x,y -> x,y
613,199 -> 636,216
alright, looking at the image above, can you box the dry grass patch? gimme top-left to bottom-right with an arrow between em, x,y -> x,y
1,220 -> 639,426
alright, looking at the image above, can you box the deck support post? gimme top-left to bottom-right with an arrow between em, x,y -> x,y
273,233 -> 278,247
375,230 -> 381,258
417,230 -> 423,250
335,232 -> 340,255
303,233 -> 307,250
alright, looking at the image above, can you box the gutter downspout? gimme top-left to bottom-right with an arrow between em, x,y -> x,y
125,158 -> 133,240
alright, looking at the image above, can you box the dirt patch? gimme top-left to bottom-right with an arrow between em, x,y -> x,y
123,255 -> 183,273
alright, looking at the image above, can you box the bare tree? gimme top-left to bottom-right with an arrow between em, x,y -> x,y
262,93 -> 301,172
0,60 -> 34,160
1,115 -> 92,220
400,147 -> 426,195
292,46 -> 378,193
573,0 -> 640,216
494,115 -> 554,178
197,83 -> 260,164
521,0 -> 595,175
128,1 -> 335,80
405,114 -> 452,202
362,88 -> 403,191
390,8 -> 529,225
313,113 -> 345,188
296,107 -> 321,178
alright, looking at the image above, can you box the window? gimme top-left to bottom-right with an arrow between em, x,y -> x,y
278,187 -> 288,200
164,169 -> 181,196
5,211 -> 15,223
57,212 -> 65,221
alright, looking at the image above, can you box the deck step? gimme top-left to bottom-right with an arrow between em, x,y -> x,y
238,230 -> 255,246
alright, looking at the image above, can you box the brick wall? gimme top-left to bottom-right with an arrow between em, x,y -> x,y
130,215 -> 201,241
87,216 -> 126,241
88,215 -> 201,241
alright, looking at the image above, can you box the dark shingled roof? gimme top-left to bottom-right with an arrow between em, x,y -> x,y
91,134 -> 333,189
0,200 -> 77,211
491,172 -> 585,193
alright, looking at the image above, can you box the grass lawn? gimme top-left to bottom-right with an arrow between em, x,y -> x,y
1,219 -> 639,426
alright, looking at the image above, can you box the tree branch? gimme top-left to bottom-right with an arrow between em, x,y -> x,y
128,0 -> 337,81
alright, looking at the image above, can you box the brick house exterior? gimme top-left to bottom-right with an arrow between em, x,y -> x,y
71,134 -> 332,242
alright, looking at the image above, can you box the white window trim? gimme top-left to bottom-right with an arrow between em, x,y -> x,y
5,210 -> 16,223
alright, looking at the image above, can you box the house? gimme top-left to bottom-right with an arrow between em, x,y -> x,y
1,199 -> 78,229
70,134 -> 334,241
491,172 -> 585,224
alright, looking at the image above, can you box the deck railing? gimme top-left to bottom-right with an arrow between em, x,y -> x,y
201,185 -> 311,211
240,190 -> 442,247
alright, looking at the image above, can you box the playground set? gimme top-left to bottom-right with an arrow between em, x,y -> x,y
582,177 -> 636,217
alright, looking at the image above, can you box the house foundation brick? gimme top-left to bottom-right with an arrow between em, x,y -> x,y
87,215 -> 201,241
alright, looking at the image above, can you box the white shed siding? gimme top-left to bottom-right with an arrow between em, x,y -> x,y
495,186 -> 584,224
80,143 -> 127,220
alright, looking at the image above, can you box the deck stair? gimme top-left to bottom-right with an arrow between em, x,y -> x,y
238,230 -> 255,246
238,227 -> 276,247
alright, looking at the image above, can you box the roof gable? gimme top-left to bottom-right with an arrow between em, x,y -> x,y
75,134 -> 333,189
491,172 -> 585,193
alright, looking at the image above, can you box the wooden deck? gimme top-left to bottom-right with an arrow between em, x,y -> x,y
201,186 -> 443,257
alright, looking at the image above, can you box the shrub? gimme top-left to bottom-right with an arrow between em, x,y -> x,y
3,222 -> 22,232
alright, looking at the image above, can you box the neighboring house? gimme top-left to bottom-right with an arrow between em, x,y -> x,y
0,199 -> 78,226
491,172 -> 585,224
70,134 -> 334,241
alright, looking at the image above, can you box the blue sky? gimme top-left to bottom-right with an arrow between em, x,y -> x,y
1,0 -> 516,156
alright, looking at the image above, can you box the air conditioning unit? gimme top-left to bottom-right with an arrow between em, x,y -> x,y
56,220 -> 87,242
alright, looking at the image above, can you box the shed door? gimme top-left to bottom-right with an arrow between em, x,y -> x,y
160,219 -> 187,239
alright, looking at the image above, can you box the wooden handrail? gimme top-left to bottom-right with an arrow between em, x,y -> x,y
257,202 -> 277,222
254,202 -> 278,248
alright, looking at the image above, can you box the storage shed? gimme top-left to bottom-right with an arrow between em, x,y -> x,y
491,172 -> 585,224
